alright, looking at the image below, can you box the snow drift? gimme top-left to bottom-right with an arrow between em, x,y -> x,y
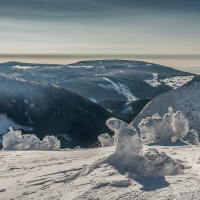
131,83 -> 200,140
138,107 -> 190,143
103,118 -> 182,177
3,128 -> 60,151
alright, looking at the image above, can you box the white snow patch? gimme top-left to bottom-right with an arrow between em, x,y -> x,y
99,77 -> 137,101
12,65 -> 39,70
144,73 -> 161,87
67,65 -> 94,69
61,77 -> 79,83
89,97 -> 97,103
3,128 -> 60,151
56,134 -> 73,142
160,76 -> 194,89
120,102 -> 132,114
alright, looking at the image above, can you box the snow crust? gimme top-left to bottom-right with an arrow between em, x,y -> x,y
98,133 -> 114,147
3,128 -> 60,151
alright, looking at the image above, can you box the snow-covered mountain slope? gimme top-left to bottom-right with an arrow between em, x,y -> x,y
1,144 -> 200,200
131,83 -> 200,137
0,74 -> 113,148
1,60 -> 199,120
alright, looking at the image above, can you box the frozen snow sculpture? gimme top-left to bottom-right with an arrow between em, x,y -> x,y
138,113 -> 175,143
139,107 -> 189,143
106,118 -> 143,157
141,148 -> 182,176
2,128 -> 22,150
103,118 -> 182,177
3,127 -> 60,151
171,111 -> 189,141
43,135 -> 60,151
185,130 -> 199,145
98,133 -> 114,147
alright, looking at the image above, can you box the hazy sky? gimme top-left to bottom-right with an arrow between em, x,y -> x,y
0,0 -> 200,55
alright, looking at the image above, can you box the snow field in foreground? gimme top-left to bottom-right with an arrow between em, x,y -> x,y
1,144 -> 200,200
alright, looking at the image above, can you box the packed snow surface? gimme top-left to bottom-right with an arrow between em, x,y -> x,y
3,128 -> 60,151
1,143 -> 200,199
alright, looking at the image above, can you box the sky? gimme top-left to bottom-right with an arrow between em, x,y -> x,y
0,0 -> 200,67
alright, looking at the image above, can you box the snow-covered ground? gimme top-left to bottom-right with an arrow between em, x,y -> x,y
1,144 -> 200,200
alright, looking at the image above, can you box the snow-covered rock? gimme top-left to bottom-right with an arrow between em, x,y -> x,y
131,83 -> 200,140
98,133 -> 114,147
3,128 -> 60,151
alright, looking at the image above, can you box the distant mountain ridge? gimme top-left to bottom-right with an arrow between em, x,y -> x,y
1,59 -> 199,120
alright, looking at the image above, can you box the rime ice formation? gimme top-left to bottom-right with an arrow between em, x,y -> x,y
131,83 -> 200,140
185,130 -> 199,145
106,118 -> 143,157
3,128 -> 60,151
105,118 -> 181,177
98,133 -> 114,147
138,107 -> 189,143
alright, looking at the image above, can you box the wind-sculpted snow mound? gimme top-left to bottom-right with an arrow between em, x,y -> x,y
131,83 -> 200,140
99,118 -> 182,177
3,128 -> 60,151
138,107 -> 190,143
98,133 -> 114,147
